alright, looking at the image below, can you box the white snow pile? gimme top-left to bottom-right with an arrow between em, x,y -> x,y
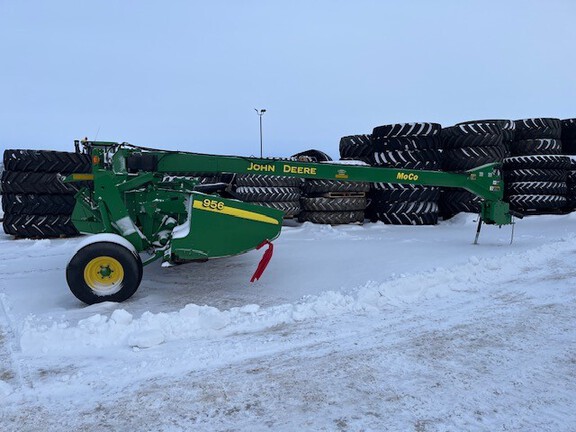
19,231 -> 575,352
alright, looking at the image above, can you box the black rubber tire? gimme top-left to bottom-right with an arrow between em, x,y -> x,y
510,139 -> 562,156
372,149 -> 441,170
561,118 -> 576,136
299,211 -> 364,225
370,211 -> 438,225
370,185 -> 440,203
442,122 -> 502,137
1,171 -> 92,195
441,132 -> 503,150
567,161 -> 576,203
2,193 -> 76,215
3,214 -> 79,238
568,171 -> 576,185
508,194 -> 567,211
442,146 -> 507,171
505,181 -> 567,196
372,157 -> 441,171
234,186 -> 301,202
235,174 -> 301,188
514,118 -> 561,140
291,149 -> 332,162
439,189 -> 482,219
198,174 -> 235,185
371,136 -> 440,151
339,135 -> 373,161
66,241 -> 143,304
372,122 -> 441,139
3,150 -> 91,174
253,201 -> 301,218
504,169 -> 567,183
370,201 -> 438,215
302,180 -> 370,195
161,174 -> 201,183
300,196 -> 367,212
503,155 -> 571,170
561,118 -> 576,154
456,119 -> 515,142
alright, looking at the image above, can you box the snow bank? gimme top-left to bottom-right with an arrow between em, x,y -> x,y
20,233 -> 576,353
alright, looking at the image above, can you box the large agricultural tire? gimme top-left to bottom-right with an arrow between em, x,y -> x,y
291,149 -> 332,162
505,181 -> 567,196
3,150 -> 91,174
66,241 -> 143,304
503,155 -> 571,171
367,201 -> 439,225
456,119 -> 515,143
439,189 -> 482,219
372,155 -> 441,171
235,174 -> 301,188
372,122 -> 441,139
508,194 -> 567,211
234,186 -> 301,203
504,169 -> 567,183
561,118 -> 576,154
372,149 -> 441,170
3,214 -> 79,238
442,146 -> 507,171
369,211 -> 438,226
514,118 -> 561,140
339,135 -> 373,161
299,211 -> 364,225
369,201 -> 438,215
198,174 -> 235,185
441,132 -> 502,149
371,136 -> 440,151
253,201 -> 301,218
370,185 -> 440,203
510,139 -> 562,156
300,196 -> 367,212
302,180 -> 370,195
2,193 -> 76,215
1,171 -> 92,195
565,159 -> 576,209
444,121 -> 502,136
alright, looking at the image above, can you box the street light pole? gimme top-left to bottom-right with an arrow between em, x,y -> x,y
254,108 -> 266,157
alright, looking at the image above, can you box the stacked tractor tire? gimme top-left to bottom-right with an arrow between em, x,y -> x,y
439,120 -> 512,219
340,123 -> 442,225
296,150 -> 370,225
233,174 -> 302,219
1,150 -> 91,238
561,119 -> 576,211
503,118 -> 570,215
299,178 -> 369,224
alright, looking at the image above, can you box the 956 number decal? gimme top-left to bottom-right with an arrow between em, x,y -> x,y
202,198 -> 224,211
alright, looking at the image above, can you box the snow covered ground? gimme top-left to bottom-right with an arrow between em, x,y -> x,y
1,213 -> 575,431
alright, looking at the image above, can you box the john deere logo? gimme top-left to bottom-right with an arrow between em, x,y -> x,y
336,169 -> 348,179
247,162 -> 275,172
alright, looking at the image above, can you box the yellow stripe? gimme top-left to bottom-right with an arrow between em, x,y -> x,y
192,200 -> 279,225
72,173 -> 94,180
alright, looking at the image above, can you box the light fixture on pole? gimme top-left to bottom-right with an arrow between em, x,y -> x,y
254,108 -> 266,157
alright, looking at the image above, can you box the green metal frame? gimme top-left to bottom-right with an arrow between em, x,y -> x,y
67,141 -> 514,267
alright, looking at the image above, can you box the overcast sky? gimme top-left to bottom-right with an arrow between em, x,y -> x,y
1,0 -> 575,158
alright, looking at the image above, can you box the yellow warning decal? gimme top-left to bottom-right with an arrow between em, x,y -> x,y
193,199 -> 280,225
